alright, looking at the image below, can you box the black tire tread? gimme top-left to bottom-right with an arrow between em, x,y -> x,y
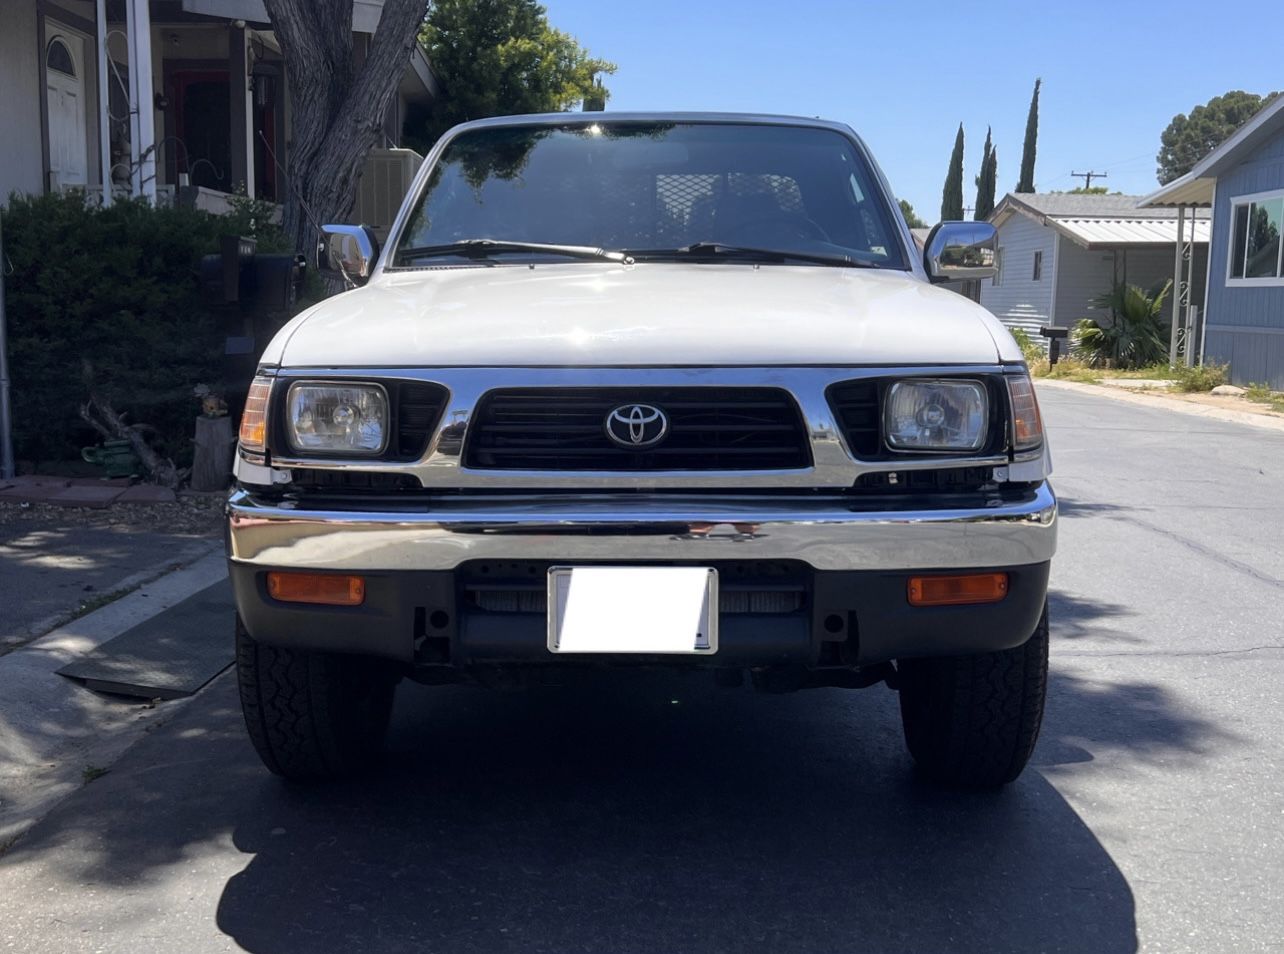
235,619 -> 396,780
898,605 -> 1049,788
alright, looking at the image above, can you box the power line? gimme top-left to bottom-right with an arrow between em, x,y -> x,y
1071,170 -> 1109,190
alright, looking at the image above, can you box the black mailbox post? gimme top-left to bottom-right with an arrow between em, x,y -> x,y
1039,325 -> 1070,366
200,236 -> 306,416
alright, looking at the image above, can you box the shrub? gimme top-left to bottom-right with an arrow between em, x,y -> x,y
1170,362 -> 1228,392
1073,280 -> 1172,369
1,192 -> 286,467
1008,327 -> 1045,367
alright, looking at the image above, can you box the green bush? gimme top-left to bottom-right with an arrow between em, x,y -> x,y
1008,327 -> 1045,367
1170,362 -> 1228,392
0,192 -> 287,467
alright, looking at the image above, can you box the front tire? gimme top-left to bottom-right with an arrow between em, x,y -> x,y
235,619 -> 399,780
897,604 -> 1049,788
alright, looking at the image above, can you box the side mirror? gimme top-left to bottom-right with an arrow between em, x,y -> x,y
317,224 -> 379,286
924,221 -> 997,283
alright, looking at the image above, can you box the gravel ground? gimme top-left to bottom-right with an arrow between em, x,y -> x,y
0,494 -> 225,538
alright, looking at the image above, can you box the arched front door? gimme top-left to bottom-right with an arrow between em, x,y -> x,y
46,33 -> 88,188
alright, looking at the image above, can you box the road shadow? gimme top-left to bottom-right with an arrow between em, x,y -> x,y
207,677 -> 1138,954
1049,589 -> 1142,643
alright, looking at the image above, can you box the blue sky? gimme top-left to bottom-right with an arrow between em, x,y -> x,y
541,0 -> 1280,222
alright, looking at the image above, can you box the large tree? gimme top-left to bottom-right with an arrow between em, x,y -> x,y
418,0 -> 616,148
264,0 -> 430,254
1157,90 -> 1278,184
898,198 -> 926,229
974,126 -> 997,220
1016,78 -> 1040,193
941,124 -> 965,221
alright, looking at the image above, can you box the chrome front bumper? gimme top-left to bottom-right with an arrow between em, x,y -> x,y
227,482 -> 1057,573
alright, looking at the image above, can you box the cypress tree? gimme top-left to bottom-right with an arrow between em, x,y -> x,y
1016,78 -> 1041,193
974,127 -> 997,220
941,123 -> 965,221
975,127 -> 996,219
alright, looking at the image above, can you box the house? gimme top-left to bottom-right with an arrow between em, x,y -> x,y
1141,95 -> 1284,388
979,192 -> 1210,345
0,0 -> 437,211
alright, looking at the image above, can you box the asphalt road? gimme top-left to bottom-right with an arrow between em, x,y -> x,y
3,386 -> 1283,954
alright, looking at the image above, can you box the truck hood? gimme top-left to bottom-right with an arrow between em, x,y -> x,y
268,263 -> 1014,368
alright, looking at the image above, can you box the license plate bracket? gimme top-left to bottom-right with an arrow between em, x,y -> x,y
547,566 -> 718,654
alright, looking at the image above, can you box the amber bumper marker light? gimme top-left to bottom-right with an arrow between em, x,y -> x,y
908,573 -> 1009,607
267,572 -> 366,606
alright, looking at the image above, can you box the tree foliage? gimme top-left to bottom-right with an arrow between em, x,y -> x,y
941,123 -> 965,221
417,0 -> 617,148
974,126 -> 997,220
1016,78 -> 1040,193
898,198 -> 927,229
1156,90 -> 1278,184
263,0 -> 430,253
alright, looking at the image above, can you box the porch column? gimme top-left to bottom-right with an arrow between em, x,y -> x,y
1169,205 -> 1184,365
124,0 -> 155,200
96,0 -> 112,206
229,24 -> 253,196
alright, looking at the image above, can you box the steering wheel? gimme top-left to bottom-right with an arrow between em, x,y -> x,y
722,213 -> 832,244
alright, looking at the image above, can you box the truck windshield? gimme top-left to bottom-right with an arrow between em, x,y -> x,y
391,122 -> 907,269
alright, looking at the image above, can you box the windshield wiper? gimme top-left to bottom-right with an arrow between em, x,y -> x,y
628,242 -> 883,268
396,239 -> 632,265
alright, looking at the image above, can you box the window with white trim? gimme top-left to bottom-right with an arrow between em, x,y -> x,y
992,246 -> 1003,286
1227,190 -> 1284,283
1032,249 -> 1043,281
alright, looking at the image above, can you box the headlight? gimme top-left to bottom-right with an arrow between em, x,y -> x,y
884,379 -> 988,452
1006,373 -> 1044,452
286,382 -> 389,455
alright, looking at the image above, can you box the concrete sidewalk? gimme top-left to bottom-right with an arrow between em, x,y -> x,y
0,550 -> 230,848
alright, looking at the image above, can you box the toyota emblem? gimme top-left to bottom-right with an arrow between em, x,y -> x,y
604,404 -> 668,448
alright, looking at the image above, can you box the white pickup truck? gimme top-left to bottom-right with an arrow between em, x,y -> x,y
227,113 -> 1056,788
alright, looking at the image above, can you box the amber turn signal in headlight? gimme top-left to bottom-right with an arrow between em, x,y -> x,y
239,375 -> 273,453
1007,374 -> 1044,452
266,572 -> 366,606
907,573 -> 1009,607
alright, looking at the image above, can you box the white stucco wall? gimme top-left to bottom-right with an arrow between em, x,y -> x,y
0,1 -> 45,199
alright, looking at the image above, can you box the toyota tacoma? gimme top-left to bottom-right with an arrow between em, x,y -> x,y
227,113 -> 1056,788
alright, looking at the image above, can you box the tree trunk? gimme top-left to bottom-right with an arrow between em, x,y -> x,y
191,416 -> 235,492
263,0 -> 430,255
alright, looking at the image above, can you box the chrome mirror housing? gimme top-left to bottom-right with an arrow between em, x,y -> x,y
924,221 -> 998,282
318,224 -> 379,286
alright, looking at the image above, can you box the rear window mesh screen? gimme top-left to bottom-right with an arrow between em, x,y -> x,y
655,173 -> 805,245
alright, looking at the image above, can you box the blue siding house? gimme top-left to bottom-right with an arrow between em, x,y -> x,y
1144,95 -> 1284,388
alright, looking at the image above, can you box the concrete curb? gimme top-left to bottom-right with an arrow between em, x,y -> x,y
1036,378 -> 1284,435
0,549 -> 229,849
10,538 -> 223,654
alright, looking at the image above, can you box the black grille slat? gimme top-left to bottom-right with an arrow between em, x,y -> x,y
465,387 -> 811,471
827,379 -> 883,458
394,382 -> 449,460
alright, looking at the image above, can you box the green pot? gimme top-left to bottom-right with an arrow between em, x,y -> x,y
81,439 -> 141,479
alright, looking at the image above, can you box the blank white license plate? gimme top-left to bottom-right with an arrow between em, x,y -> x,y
547,566 -> 718,654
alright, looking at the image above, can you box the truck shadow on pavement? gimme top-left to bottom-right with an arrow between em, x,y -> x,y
207,670 -> 1160,954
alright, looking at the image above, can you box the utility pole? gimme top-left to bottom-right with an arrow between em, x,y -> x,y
0,211 -> 15,479
1071,170 -> 1108,190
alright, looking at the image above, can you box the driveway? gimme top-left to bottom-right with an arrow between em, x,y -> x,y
1,386 -> 1282,953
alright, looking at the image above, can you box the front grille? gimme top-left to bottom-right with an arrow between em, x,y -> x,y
464,388 -> 811,471
852,467 -> 996,495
